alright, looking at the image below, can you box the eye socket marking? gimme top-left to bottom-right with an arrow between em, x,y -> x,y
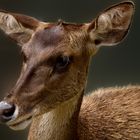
20,53 -> 72,80
41,55 -> 72,73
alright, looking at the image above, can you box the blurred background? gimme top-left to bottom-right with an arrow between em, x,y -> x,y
0,0 -> 139,139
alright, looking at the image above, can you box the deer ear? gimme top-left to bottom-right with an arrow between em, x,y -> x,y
0,11 -> 40,45
87,1 -> 135,48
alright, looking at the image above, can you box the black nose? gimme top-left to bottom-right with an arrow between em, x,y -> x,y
0,101 -> 15,123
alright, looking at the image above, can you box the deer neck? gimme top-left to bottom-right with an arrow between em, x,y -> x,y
28,90 -> 84,140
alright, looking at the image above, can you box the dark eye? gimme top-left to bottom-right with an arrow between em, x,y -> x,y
55,56 -> 70,71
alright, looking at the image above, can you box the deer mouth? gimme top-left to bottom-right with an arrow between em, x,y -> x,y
7,115 -> 32,130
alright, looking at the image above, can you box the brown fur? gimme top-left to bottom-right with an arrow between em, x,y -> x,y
28,85 -> 140,140
0,1 -> 138,140
79,85 -> 140,140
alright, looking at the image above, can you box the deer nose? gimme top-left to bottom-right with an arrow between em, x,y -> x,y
0,101 -> 16,123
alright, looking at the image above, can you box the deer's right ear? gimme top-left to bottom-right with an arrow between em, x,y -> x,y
0,11 -> 40,46
87,1 -> 135,52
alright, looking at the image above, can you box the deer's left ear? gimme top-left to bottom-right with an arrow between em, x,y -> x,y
0,11 -> 40,45
87,1 -> 135,49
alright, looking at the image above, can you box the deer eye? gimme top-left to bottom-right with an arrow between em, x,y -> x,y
55,56 -> 70,72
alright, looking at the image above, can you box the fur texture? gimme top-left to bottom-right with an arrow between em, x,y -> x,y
79,85 -> 140,139
0,1 -> 137,140
29,85 -> 140,140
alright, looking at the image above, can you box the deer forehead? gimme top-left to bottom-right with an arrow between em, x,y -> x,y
22,23 -> 86,59
33,25 -> 64,47
22,25 -> 64,51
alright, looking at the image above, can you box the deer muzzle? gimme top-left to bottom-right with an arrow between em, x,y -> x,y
0,101 -> 18,123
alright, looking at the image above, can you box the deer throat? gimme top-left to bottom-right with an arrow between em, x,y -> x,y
28,90 -> 84,140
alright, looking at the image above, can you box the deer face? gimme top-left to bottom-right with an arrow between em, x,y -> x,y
0,2 -> 134,130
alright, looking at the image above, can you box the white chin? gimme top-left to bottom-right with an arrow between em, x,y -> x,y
9,119 -> 32,131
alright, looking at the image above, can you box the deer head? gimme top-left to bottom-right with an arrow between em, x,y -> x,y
0,2 -> 134,130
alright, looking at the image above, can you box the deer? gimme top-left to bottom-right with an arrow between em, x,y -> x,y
0,1 -> 139,140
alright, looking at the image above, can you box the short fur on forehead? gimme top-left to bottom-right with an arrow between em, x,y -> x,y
32,25 -> 65,47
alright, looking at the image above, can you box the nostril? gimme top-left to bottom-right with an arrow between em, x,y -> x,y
0,101 -> 16,122
2,104 -> 15,119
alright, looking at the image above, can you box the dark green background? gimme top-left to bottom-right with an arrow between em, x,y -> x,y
0,0 -> 139,139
